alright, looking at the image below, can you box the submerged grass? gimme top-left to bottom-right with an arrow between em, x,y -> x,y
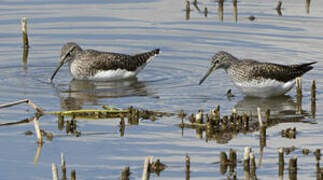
48,108 -> 128,119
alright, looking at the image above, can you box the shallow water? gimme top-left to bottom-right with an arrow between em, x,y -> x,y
0,0 -> 322,179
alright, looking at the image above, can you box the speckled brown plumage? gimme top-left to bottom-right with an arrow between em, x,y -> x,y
83,49 -> 159,72
208,51 -> 316,83
51,42 -> 159,80
199,51 -> 317,97
228,59 -> 316,83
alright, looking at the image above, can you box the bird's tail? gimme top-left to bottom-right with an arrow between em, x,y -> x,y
131,49 -> 160,68
150,48 -> 160,56
133,48 -> 160,57
297,61 -> 317,68
289,61 -> 317,77
292,61 -> 317,71
133,48 -> 160,61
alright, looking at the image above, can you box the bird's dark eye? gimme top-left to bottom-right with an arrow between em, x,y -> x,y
66,51 -> 71,57
66,46 -> 76,57
215,60 -> 219,63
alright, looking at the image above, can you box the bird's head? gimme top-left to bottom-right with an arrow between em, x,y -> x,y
50,42 -> 82,81
199,51 -> 235,85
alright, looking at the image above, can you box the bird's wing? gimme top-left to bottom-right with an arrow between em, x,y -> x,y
82,49 -> 159,72
250,61 -> 316,82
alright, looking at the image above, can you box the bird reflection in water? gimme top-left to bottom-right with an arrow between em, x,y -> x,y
56,77 -> 154,110
234,95 -> 307,118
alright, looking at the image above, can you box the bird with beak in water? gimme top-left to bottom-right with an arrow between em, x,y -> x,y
199,51 -> 316,98
50,42 -> 160,81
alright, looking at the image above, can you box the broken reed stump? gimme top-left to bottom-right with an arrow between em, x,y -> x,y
33,116 -> 43,144
276,1 -> 282,16
33,143 -> 42,164
232,108 -> 237,119
315,149 -> 322,179
311,80 -> 316,118
219,149 -> 237,176
250,152 -> 256,178
259,126 -> 266,148
296,77 -> 302,114
316,162 -> 322,180
229,151 -> 237,173
244,147 -> 251,172
178,109 -> 187,125
265,109 -> 270,121
233,0 -> 238,23
314,149 -> 322,179
296,77 -> 302,96
311,80 -> 316,100
204,7 -> 208,17
218,0 -> 224,22
258,145 -> 264,169
288,157 -> 297,180
257,107 -> 264,127
279,148 -> 284,178
119,115 -> 125,137
192,0 -> 200,12
71,169 -> 76,180
21,18 -> 29,68
61,153 -> 67,180
229,149 -> 237,167
195,109 -> 203,124
276,1 -> 282,10
22,42 -> 29,67
186,1 -> 190,20
179,111 -> 186,136
220,151 -> 228,174
185,153 -> 190,180
21,17 -> 29,48
242,113 -> 249,129
244,147 -> 251,180
121,167 -> 130,180
229,149 -> 237,175
306,0 -> 311,14
52,163 -> 59,180
315,149 -> 321,162
142,156 -> 152,180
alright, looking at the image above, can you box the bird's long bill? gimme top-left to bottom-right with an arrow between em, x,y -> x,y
50,56 -> 66,81
50,45 -> 77,81
199,64 -> 216,85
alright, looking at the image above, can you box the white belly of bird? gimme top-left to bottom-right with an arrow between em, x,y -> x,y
89,68 -> 138,81
70,55 -> 156,81
234,79 -> 295,98
83,56 -> 154,81
88,63 -> 147,81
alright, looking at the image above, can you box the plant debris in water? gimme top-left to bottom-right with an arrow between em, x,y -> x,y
24,130 -> 33,136
49,106 -> 173,121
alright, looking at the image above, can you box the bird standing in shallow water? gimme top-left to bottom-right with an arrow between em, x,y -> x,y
199,51 -> 316,98
50,42 -> 160,81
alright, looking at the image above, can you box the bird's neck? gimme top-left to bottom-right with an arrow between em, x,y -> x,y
223,55 -> 239,71
68,49 -> 83,65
